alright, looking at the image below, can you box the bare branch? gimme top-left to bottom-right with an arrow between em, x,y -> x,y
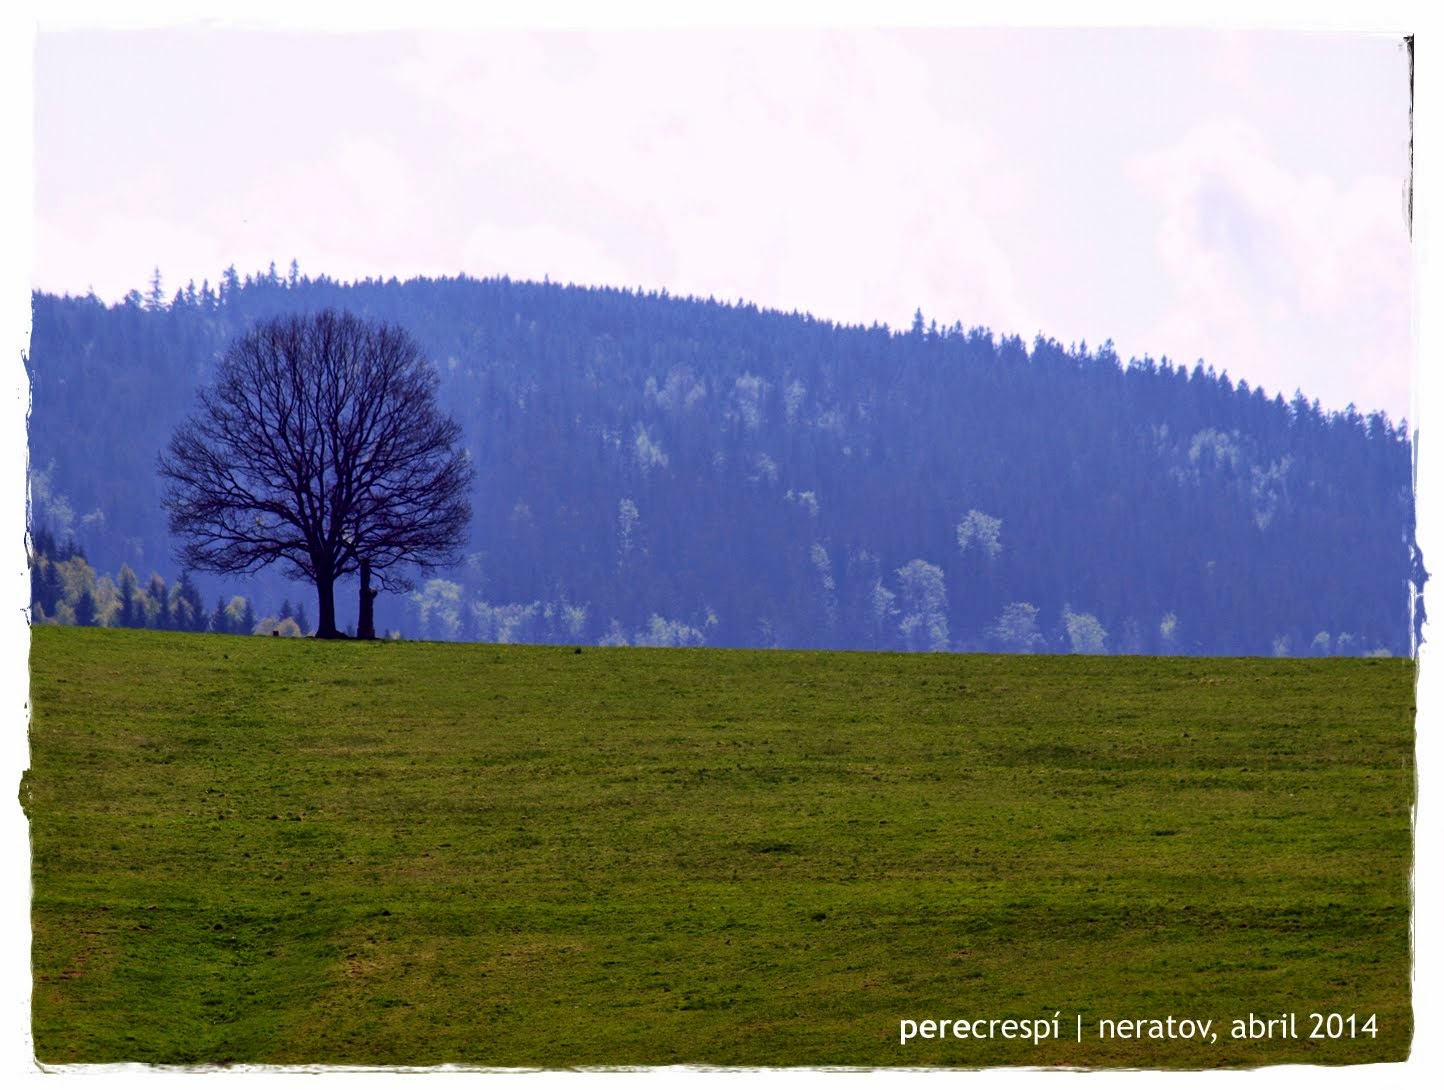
159,310 -> 473,637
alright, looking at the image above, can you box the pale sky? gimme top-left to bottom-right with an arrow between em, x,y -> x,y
3,4 -> 1443,1082
25,7 -> 1416,422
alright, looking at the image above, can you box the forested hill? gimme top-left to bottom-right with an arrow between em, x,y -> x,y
27,269 -> 1423,656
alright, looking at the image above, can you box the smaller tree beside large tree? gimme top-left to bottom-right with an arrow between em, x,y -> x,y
160,309 -> 472,638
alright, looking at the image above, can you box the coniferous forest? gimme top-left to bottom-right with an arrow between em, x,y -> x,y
26,267 -> 1424,656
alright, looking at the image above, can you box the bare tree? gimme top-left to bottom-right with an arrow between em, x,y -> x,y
160,310 -> 472,638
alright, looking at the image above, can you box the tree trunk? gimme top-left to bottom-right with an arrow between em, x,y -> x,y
357,559 -> 378,640
314,573 -> 343,638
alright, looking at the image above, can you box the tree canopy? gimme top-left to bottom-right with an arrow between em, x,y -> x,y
26,269 -> 1422,653
158,309 -> 472,637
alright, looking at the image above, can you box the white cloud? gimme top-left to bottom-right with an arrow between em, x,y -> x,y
25,25 -> 1413,417
384,30 -> 1033,332
1129,118 -> 1409,417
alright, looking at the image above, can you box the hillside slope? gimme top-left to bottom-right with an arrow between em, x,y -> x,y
27,271 -> 1423,654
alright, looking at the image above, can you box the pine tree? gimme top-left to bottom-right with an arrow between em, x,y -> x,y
219,265 -> 240,307
117,565 -> 139,628
146,267 -> 166,311
74,587 -> 97,627
29,561 -> 44,617
40,562 -> 63,617
176,571 -> 207,632
148,574 -> 170,629
32,525 -> 56,560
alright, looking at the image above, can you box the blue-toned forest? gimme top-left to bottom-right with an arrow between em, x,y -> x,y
26,266 -> 1424,656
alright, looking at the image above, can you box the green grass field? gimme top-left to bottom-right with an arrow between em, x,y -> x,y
24,626 -> 1415,1068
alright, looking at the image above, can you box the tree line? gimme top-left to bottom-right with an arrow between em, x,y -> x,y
26,267 -> 1425,656
29,525 -> 314,637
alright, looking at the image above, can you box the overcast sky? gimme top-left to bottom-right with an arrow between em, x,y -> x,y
3,5 -> 1441,1079
26,8 -> 1416,422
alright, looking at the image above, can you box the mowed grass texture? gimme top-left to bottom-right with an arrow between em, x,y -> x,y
26,626 -> 1414,1068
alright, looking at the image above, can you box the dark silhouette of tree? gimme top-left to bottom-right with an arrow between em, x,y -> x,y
148,574 -> 170,629
175,570 -> 207,632
73,587 -> 97,627
117,566 -> 139,628
145,267 -> 165,312
159,309 -> 473,638
357,558 -> 379,639
36,560 -> 63,619
219,265 -> 240,307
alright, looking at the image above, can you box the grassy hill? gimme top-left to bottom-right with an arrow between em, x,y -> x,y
25,626 -> 1415,1068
